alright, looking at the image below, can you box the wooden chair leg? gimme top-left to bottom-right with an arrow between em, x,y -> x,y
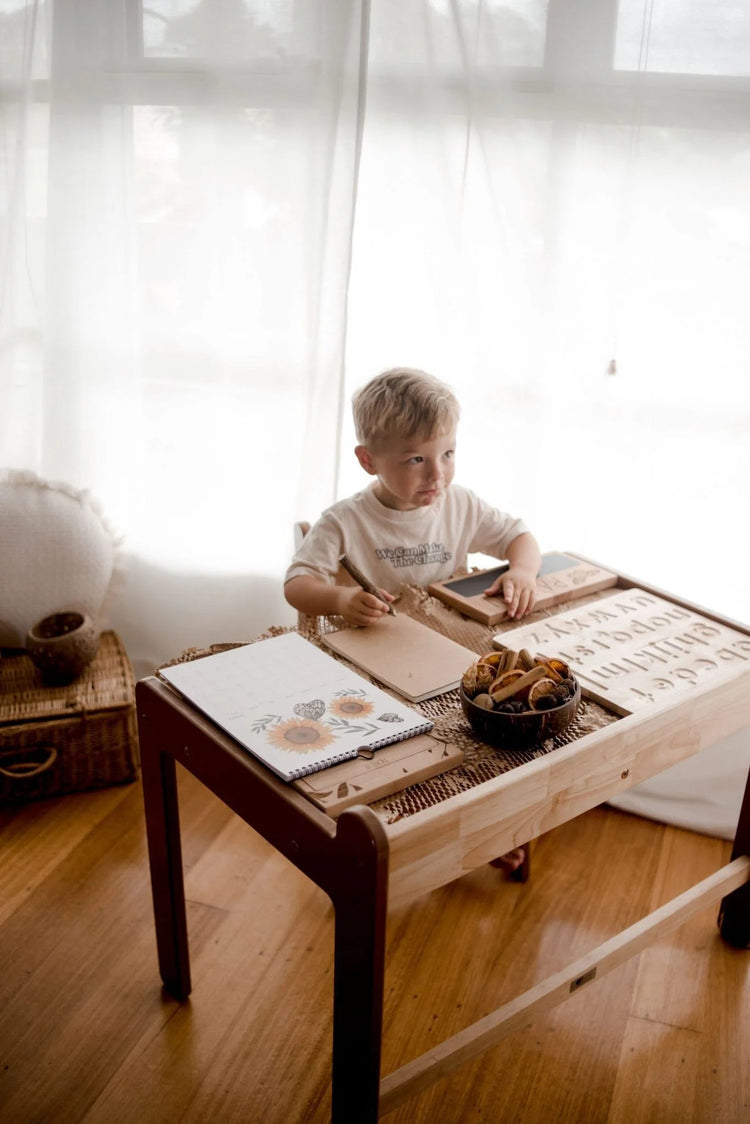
718,765 -> 750,948
511,841 -> 531,883
490,840 -> 531,882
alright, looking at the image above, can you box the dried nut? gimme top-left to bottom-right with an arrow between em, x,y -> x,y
461,665 -> 480,697
462,661 -> 497,697
475,663 -> 496,692
528,677 -> 560,710
558,677 -> 579,699
473,693 -> 493,710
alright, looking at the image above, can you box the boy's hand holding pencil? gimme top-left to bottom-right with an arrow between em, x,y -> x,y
339,554 -> 396,625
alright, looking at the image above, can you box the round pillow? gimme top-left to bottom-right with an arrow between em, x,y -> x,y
0,470 -> 118,648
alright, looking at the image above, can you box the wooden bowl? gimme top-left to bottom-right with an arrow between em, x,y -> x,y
26,611 -> 100,685
459,678 -> 581,752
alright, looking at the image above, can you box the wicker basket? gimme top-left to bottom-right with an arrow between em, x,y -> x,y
0,631 -> 139,804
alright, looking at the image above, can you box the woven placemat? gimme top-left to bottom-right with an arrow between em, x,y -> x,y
0,631 -> 135,723
366,696 -> 614,824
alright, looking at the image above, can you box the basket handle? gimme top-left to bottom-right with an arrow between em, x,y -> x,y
0,745 -> 58,779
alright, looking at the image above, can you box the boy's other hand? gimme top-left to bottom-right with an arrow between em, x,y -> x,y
339,586 -> 395,627
483,567 -> 537,619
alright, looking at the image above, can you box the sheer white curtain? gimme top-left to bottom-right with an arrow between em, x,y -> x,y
342,0 -> 750,628
2,0 -> 368,671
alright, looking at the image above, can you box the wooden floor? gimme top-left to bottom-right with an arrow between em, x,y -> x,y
1,769 -> 748,1124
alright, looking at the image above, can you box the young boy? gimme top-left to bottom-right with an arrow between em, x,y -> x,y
284,367 -> 541,625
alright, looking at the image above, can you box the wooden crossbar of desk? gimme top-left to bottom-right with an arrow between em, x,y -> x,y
379,855 -> 750,1114
138,563 -> 750,1123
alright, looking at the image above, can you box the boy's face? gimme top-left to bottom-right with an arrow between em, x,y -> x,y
355,429 -> 457,511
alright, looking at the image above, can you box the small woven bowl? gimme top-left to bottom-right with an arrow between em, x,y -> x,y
460,678 -> 581,752
26,611 -> 100,685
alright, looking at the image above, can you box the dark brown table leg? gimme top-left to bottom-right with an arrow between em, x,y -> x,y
140,738 -> 191,1000
718,763 -> 750,949
138,680 -> 392,1116
330,809 -> 389,1124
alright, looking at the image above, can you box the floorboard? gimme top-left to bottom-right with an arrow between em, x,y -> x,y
0,767 -> 747,1124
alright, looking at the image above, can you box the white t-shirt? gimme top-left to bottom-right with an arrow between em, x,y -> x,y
285,483 -> 529,594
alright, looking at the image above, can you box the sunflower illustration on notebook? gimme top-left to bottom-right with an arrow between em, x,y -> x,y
160,634 -> 432,781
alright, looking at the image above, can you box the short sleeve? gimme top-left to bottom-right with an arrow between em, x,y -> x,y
284,511 -> 344,585
464,490 -> 529,559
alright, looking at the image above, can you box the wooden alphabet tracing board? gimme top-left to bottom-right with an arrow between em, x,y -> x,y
493,587 -> 750,715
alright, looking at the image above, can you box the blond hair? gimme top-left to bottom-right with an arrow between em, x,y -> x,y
352,368 -> 460,448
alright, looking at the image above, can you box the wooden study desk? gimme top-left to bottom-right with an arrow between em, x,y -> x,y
138,560 -> 750,1122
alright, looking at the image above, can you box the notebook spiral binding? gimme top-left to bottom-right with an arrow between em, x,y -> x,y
369,719 -> 433,750
289,718 -> 434,778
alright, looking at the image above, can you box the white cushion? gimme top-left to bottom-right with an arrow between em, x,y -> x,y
0,470 -> 118,648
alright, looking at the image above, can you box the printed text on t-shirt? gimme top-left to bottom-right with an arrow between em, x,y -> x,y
374,543 -> 452,569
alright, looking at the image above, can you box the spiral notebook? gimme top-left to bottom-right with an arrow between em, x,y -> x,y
159,632 -> 434,782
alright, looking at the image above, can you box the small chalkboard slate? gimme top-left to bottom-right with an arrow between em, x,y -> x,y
439,552 -> 576,599
428,552 -> 618,626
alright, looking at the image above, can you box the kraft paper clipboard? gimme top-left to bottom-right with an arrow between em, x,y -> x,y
320,613 -> 477,703
293,732 -> 463,816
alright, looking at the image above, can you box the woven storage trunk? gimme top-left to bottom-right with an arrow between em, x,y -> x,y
0,631 -> 139,804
